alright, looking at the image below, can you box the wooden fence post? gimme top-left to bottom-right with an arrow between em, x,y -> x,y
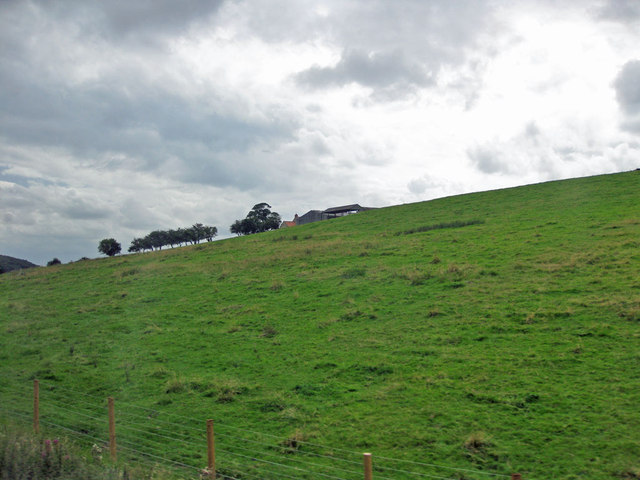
207,419 -> 216,479
363,452 -> 372,480
108,397 -> 117,462
33,379 -> 39,434
511,474 -> 522,480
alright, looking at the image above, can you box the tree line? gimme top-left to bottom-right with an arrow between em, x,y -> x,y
128,223 -> 218,253
97,203 -> 282,258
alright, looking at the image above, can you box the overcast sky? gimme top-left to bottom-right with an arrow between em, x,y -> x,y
1,0 -> 639,265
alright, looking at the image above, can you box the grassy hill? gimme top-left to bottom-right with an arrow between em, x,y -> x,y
1,171 -> 639,480
0,254 -> 38,273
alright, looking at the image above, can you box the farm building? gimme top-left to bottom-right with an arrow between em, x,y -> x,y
280,204 -> 373,228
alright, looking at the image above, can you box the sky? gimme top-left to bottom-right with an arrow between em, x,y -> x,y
1,0 -> 639,265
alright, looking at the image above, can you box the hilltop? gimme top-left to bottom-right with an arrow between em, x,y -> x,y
0,254 -> 38,273
0,171 -> 639,480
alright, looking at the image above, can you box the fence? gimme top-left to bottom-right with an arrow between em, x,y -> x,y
0,378 -> 524,480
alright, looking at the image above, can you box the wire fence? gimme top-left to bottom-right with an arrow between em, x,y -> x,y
0,376 -> 521,480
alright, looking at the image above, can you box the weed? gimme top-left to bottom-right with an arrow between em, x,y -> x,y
164,375 -> 210,394
259,395 -> 286,412
399,268 -> 432,285
463,431 -> 492,453
621,467 -> 640,479
619,308 -> 640,322
341,268 -> 366,279
150,366 -> 172,379
0,427 -> 126,479
204,378 -> 247,403
260,325 -> 278,338
339,310 -> 376,321
164,376 -> 187,394
281,429 -> 308,452
118,268 -> 139,278
270,280 -> 284,291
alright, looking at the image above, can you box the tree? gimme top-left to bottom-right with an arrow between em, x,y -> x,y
191,223 -> 206,243
128,237 -> 145,253
47,258 -> 62,266
231,203 -> 281,236
98,238 -> 121,257
203,225 -> 218,242
146,230 -> 168,250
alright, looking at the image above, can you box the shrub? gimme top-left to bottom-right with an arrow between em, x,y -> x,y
0,428 -> 119,479
280,429 -> 308,452
341,268 -> 366,279
260,325 -> 278,338
47,258 -> 61,266
463,431 -> 493,453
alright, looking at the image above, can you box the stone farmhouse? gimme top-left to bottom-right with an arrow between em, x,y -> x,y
280,204 -> 374,228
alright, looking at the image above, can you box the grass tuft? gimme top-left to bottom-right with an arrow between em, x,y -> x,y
397,219 -> 485,235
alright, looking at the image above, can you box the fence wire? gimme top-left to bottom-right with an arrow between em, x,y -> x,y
0,375 -> 516,480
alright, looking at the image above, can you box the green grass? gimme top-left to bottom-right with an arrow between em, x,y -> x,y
1,171 -> 640,479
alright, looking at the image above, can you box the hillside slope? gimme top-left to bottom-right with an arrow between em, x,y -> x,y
0,254 -> 38,273
1,171 -> 639,479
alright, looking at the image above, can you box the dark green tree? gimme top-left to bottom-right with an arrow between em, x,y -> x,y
191,223 -> 206,243
146,230 -> 168,250
203,225 -> 218,242
47,258 -> 62,266
128,237 -> 145,253
98,238 -> 121,257
231,203 -> 281,236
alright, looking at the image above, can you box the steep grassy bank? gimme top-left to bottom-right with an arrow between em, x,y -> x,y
1,171 -> 639,479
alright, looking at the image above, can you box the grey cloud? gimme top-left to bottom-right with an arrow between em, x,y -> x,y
244,1 -> 494,57
119,197 -> 167,231
19,0 -> 225,48
467,146 -> 510,175
614,61 -> 640,113
266,1 -> 497,101
524,122 -> 541,140
468,122 -> 552,176
0,167 -> 37,188
407,178 -> 428,195
61,195 -> 112,221
0,0 -> 291,191
0,66 -> 296,188
296,48 -> 434,91
97,0 -> 224,36
0,4 -> 305,197
595,0 -> 640,24
613,60 -> 640,132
